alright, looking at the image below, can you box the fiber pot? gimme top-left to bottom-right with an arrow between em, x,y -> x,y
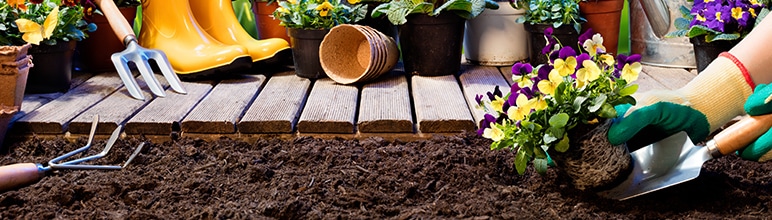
320,25 -> 399,84
548,120 -> 632,191
0,44 -> 31,108
690,37 -> 738,72
27,41 -> 77,94
399,13 -> 465,76
463,2 -> 528,66
524,23 -> 580,66
75,6 -> 137,72
0,106 -> 17,147
356,2 -> 398,41
579,0 -> 625,55
288,28 -> 330,79
254,1 -> 291,43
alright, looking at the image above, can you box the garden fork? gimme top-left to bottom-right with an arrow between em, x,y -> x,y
0,115 -> 144,193
94,0 -> 186,100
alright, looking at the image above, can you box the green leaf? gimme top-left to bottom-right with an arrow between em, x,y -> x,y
678,5 -> 691,17
673,17 -> 690,31
554,134 -> 569,153
554,82 -> 566,104
686,26 -> 710,38
548,127 -> 564,140
597,103 -> 618,118
515,147 -> 529,174
619,84 -> 638,97
543,133 -> 558,144
611,95 -> 637,106
534,158 -> 548,175
588,94 -> 607,113
757,8 -> 770,27
707,33 -> 741,42
548,113 -> 569,128
573,96 -> 588,113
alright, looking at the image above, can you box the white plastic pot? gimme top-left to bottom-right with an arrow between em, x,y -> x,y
463,3 -> 528,66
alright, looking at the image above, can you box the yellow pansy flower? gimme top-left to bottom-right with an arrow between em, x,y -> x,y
513,75 -> 533,88
600,54 -> 615,66
582,33 -> 606,56
316,1 -> 334,17
482,123 -> 505,141
621,62 -> 642,83
347,0 -> 361,4
537,70 -> 564,96
553,56 -> 577,77
490,96 -> 506,113
576,60 -> 601,88
506,93 -> 534,121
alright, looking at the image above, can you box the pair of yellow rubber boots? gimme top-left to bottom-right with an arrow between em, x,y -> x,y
138,0 -> 290,79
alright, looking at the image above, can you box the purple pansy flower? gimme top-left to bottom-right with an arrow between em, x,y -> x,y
486,85 -> 503,101
475,94 -> 484,105
477,114 -> 497,135
578,28 -> 595,45
542,27 -> 558,55
511,62 -> 533,76
558,46 -> 576,60
575,53 -> 591,70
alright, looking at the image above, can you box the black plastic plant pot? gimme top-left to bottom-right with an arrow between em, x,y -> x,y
399,13 -> 465,76
26,40 -> 77,94
690,37 -> 738,72
288,28 -> 330,79
524,23 -> 580,66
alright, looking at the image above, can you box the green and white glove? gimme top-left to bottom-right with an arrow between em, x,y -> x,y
739,83 -> 772,162
608,53 -> 755,150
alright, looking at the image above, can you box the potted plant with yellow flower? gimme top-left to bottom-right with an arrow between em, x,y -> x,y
273,0 -> 366,78
0,0 -> 96,93
476,28 -> 642,191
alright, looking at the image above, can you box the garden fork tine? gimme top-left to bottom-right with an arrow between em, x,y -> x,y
95,0 -> 187,100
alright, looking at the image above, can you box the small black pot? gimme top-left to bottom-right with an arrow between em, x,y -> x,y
356,2 -> 398,40
399,13 -> 465,76
287,28 -> 330,79
27,41 -> 77,94
524,23 -> 580,66
690,37 -> 738,72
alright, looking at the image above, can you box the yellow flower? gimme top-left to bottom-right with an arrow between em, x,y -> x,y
600,54 -> 615,66
537,70 -> 563,96
533,96 -> 548,111
288,0 -> 298,4
621,62 -> 642,83
482,123 -> 505,141
553,56 -> 577,77
491,96 -> 506,113
15,6 -> 58,45
316,1 -> 334,17
8,0 -> 27,11
513,75 -> 533,88
506,93 -> 534,121
575,60 -> 600,88
696,14 -> 707,22
582,33 -> 606,56
347,0 -> 361,4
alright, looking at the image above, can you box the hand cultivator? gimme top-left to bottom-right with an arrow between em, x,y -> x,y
93,0 -> 186,100
0,116 -> 143,193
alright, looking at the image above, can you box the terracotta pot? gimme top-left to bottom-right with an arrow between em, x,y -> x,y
0,44 -> 32,108
524,23 -> 580,66
0,106 -> 18,147
463,2 -> 528,66
580,0 -> 625,55
75,6 -> 138,73
690,37 -> 738,72
27,41 -> 77,94
254,1 -> 291,43
399,13 -> 465,76
288,28 -> 329,79
548,120 -> 632,191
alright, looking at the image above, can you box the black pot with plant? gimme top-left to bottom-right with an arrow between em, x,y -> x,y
516,0 -> 585,66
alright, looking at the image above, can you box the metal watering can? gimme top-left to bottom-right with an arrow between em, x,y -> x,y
631,0 -> 696,68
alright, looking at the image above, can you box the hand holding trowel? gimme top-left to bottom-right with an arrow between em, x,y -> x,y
93,0 -> 186,100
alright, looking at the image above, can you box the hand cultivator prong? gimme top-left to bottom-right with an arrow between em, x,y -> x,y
123,142 -> 145,168
47,123 -> 124,170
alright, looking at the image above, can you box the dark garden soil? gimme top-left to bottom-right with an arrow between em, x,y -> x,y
0,133 -> 771,219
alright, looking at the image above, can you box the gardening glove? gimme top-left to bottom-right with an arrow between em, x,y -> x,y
608,52 -> 755,151
738,83 -> 772,162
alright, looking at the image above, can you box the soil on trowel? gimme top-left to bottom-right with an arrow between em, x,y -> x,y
0,133 -> 771,219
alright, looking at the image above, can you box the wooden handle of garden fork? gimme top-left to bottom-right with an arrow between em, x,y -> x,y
0,163 -> 44,193
93,0 -> 136,45
710,114 -> 772,156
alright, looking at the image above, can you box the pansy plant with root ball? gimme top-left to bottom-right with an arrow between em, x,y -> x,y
476,28 -> 642,175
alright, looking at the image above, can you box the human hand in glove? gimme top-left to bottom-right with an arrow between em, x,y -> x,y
607,53 -> 755,151
737,83 -> 772,162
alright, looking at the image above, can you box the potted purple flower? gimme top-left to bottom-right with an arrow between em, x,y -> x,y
666,0 -> 769,71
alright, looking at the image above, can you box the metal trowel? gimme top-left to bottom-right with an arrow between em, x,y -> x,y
598,114 -> 772,200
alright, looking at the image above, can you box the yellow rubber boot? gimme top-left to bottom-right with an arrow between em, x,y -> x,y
189,0 -> 291,66
138,0 -> 252,78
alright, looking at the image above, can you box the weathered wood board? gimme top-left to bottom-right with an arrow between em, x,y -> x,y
182,75 -> 266,133
458,65 -> 509,125
642,65 -> 696,90
238,71 -> 311,133
124,81 -> 213,135
412,75 -> 476,133
357,73 -> 413,133
297,78 -> 358,134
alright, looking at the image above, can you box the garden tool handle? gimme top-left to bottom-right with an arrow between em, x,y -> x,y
93,0 -> 137,46
709,114 -> 772,157
0,163 -> 45,193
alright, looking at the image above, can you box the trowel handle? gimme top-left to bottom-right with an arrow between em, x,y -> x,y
93,0 -> 136,46
0,163 -> 45,193
710,114 -> 772,156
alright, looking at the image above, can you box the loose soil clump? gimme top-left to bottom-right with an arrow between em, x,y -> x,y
0,133 -> 771,219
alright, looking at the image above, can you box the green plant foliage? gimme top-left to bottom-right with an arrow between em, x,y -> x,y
273,0 -> 367,29
0,0 -> 95,46
515,0 -> 584,31
370,0 -> 499,25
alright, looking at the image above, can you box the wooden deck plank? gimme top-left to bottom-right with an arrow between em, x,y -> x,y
357,72 -> 413,133
238,71 -> 311,133
634,71 -> 668,93
12,72 -> 95,123
11,74 -> 124,134
124,81 -> 213,135
181,75 -> 266,134
297,78 -> 358,134
412,75 -> 476,133
642,65 -> 696,90
67,75 -> 169,135
498,66 -> 514,85
459,65 -> 509,125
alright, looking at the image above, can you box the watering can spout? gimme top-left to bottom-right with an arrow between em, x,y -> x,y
639,0 -> 671,38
